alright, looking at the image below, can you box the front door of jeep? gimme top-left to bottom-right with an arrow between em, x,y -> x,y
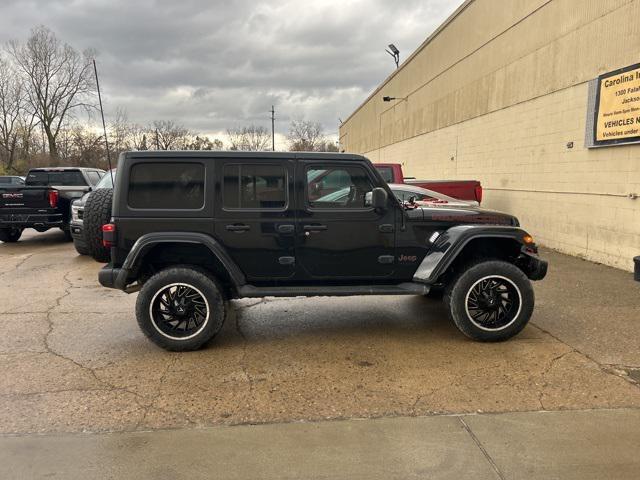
295,161 -> 396,279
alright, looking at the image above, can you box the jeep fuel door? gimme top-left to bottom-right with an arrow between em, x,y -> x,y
296,161 -> 396,279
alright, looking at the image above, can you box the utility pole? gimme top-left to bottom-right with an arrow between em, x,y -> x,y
270,105 -> 275,151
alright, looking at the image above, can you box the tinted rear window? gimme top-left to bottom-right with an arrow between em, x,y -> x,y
223,164 -> 287,210
128,163 -> 205,210
26,171 -> 87,186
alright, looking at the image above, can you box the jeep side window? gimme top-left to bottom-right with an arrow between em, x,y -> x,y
128,162 -> 205,210
223,164 -> 286,210
307,166 -> 374,209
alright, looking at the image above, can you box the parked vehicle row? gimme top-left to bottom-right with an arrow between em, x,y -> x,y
2,153 -> 556,353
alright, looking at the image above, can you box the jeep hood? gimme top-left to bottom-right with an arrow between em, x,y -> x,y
406,204 -> 519,226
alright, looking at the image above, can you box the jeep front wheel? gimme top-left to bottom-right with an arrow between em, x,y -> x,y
135,267 -> 226,351
444,260 -> 534,342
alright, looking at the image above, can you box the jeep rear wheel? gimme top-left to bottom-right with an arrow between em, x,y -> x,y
0,227 -> 22,243
444,260 -> 534,342
135,267 -> 226,351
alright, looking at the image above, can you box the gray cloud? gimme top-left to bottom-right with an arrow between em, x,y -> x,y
0,0 -> 461,138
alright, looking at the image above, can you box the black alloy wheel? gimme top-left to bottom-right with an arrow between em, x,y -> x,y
150,283 -> 209,340
444,260 -> 534,342
465,276 -> 521,331
135,267 -> 226,351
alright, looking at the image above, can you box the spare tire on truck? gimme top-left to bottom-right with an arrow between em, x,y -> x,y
83,188 -> 113,263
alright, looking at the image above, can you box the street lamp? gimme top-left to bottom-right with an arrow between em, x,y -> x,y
383,96 -> 407,102
385,44 -> 400,69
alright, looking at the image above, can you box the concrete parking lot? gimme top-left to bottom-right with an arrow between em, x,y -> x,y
1,230 -> 640,478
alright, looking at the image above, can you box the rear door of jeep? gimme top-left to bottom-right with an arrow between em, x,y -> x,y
213,157 -> 296,281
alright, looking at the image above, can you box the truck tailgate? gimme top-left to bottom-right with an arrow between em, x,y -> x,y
405,179 -> 482,203
0,186 -> 51,212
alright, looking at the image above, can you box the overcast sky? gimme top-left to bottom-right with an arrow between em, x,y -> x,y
0,0 -> 461,145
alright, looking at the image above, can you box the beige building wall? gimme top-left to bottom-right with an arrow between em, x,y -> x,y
339,0 -> 640,271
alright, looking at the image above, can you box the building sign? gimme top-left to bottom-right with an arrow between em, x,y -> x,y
594,63 -> 640,146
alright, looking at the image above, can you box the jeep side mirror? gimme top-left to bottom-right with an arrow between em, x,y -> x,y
370,187 -> 388,209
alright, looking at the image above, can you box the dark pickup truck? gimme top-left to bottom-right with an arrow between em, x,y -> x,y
0,167 -> 105,242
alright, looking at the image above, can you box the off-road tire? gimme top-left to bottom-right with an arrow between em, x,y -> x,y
84,188 -> 113,262
443,260 -> 534,342
0,227 -> 22,243
135,267 -> 226,351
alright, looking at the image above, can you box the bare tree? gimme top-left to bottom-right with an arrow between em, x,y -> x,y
151,120 -> 191,150
287,119 -> 329,151
227,125 -> 270,151
187,135 -> 224,150
8,26 -> 96,158
110,107 -> 131,156
128,123 -> 149,151
0,55 -> 25,172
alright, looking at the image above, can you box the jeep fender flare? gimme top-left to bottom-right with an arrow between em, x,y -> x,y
113,232 -> 246,290
412,225 -> 546,284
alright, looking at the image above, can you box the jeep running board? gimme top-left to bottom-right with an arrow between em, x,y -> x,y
237,282 -> 429,298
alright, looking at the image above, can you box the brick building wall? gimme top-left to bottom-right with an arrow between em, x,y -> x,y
339,0 -> 640,271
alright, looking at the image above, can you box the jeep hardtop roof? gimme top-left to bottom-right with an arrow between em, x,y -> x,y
121,151 -> 366,161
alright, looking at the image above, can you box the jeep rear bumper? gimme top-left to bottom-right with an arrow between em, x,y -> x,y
98,265 -> 128,290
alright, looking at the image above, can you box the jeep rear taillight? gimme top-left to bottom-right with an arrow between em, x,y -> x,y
102,223 -> 116,248
48,190 -> 59,208
475,185 -> 483,204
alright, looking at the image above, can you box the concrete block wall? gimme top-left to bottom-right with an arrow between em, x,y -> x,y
340,0 -> 640,271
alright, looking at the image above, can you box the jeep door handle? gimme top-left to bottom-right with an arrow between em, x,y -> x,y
277,224 -> 295,234
303,224 -> 328,232
225,224 -> 250,232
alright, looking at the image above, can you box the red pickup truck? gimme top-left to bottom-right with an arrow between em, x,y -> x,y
374,163 -> 482,204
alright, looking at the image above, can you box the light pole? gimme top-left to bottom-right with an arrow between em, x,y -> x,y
270,106 -> 275,151
385,44 -> 400,69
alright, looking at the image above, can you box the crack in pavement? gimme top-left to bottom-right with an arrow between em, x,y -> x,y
132,355 -> 197,431
459,416 -> 507,480
537,349 -> 575,410
532,323 -> 640,391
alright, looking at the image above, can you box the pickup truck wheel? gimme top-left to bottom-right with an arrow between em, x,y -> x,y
444,260 -> 534,342
84,188 -> 113,262
61,227 -> 73,242
0,227 -> 23,243
135,267 -> 226,351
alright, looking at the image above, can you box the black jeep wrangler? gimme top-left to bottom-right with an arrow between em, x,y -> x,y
99,151 -> 547,351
